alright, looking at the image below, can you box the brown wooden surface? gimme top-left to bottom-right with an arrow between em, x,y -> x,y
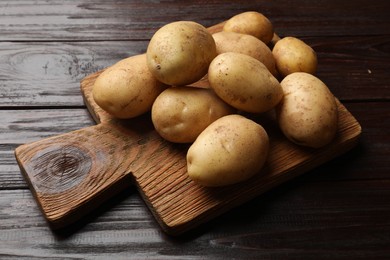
1,0 -> 390,258
15,68 -> 361,234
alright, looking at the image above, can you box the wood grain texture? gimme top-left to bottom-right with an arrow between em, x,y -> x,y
14,116 -> 171,229
0,41 -> 147,107
1,37 -> 388,107
1,179 -> 390,259
15,68 -> 361,234
310,35 -> 390,101
0,109 -> 94,189
0,35 -> 390,108
1,0 -> 389,41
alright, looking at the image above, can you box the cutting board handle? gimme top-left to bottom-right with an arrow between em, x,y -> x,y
14,115 -> 178,229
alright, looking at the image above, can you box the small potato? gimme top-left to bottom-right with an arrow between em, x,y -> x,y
276,72 -> 338,148
146,21 -> 217,86
92,54 -> 167,119
272,36 -> 318,77
212,31 -> 277,76
151,86 -> 235,143
223,11 -> 274,45
187,114 -> 269,187
208,52 -> 283,113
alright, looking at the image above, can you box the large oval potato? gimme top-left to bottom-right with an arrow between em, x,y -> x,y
208,52 -> 283,113
272,36 -> 318,77
212,31 -> 277,76
276,72 -> 338,148
151,86 -> 235,143
146,21 -> 217,86
92,54 -> 167,119
187,114 -> 269,187
223,11 -> 274,45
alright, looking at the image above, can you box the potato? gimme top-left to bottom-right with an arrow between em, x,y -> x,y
146,21 -> 217,86
276,72 -> 338,148
208,52 -> 283,113
212,31 -> 277,76
151,86 -> 235,143
187,114 -> 269,187
92,54 -> 167,119
272,36 -> 318,77
223,11 -> 274,45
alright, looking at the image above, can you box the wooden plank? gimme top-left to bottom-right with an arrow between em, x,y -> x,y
1,35 -> 389,108
0,109 -> 94,145
1,179 -> 390,259
0,41 -> 147,107
309,35 -> 390,102
0,0 -> 389,41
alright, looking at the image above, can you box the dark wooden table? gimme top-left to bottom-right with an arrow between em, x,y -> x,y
1,1 -> 389,259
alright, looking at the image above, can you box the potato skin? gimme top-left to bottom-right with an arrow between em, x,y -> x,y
146,21 -> 217,86
223,11 -> 274,45
276,72 -> 338,148
92,54 -> 167,119
186,114 -> 269,187
272,37 -> 318,77
212,31 -> 277,76
208,52 -> 283,113
151,86 -> 235,143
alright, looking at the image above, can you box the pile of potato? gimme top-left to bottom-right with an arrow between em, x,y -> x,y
92,11 -> 338,187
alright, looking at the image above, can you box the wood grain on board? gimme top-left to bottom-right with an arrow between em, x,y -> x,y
15,67 -> 361,234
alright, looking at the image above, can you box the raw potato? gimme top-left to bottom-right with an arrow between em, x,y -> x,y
92,54 -> 167,119
223,11 -> 274,45
276,72 -> 338,148
146,21 -> 217,86
212,31 -> 277,76
187,114 -> 269,187
272,36 -> 318,77
208,52 -> 283,113
151,86 -> 235,143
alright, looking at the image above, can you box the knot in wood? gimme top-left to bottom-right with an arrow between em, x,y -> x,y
29,145 -> 92,194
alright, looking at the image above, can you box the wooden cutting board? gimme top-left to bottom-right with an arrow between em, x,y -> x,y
14,22 -> 362,235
